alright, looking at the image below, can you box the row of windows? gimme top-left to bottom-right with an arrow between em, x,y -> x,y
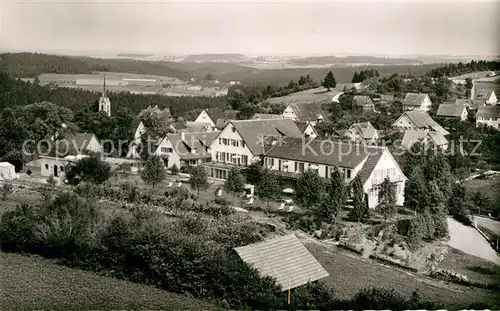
44,164 -> 64,172
160,147 -> 173,153
369,183 -> 403,196
266,158 -> 352,179
477,117 -> 499,121
216,152 -> 249,166
218,138 -> 246,148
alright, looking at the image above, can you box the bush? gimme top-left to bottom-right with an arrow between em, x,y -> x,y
0,204 -> 37,252
0,182 -> 14,201
65,155 -> 112,185
170,164 -> 179,175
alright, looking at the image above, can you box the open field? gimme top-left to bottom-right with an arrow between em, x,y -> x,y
464,173 -> 500,202
0,252 -> 220,310
303,241 -> 497,309
38,72 -> 228,97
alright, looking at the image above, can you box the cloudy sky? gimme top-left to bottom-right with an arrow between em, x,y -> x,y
1,0 -> 498,56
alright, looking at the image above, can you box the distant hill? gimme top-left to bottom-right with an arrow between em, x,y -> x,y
116,53 -> 154,58
182,53 -> 248,63
289,56 -> 423,66
0,53 -> 190,79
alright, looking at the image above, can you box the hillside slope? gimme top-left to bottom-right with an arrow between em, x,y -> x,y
0,252 -> 221,310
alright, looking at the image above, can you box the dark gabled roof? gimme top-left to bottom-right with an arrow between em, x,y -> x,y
471,99 -> 487,110
357,152 -> 384,186
229,119 -> 303,155
474,88 -> 495,100
349,122 -> 378,140
252,113 -> 283,120
290,102 -> 326,122
293,121 -> 309,133
401,130 -> 448,150
234,234 -> 329,291
205,108 -> 238,124
476,106 -> 500,119
402,93 -> 429,107
436,103 -> 467,117
264,137 -> 385,169
166,132 -> 218,160
353,95 -> 374,107
47,132 -> 100,157
185,121 -> 212,133
394,111 -> 449,135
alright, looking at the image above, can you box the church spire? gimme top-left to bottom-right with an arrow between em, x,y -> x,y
103,74 -> 107,96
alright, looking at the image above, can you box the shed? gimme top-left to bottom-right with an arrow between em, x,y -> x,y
0,162 -> 17,180
234,234 -> 329,290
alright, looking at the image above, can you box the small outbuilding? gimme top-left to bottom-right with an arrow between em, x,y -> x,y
0,162 -> 17,180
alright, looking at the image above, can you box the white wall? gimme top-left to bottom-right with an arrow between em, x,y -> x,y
476,117 -> 500,130
363,150 -> 406,208
420,96 -> 432,111
304,124 -> 317,139
210,123 -> 256,165
194,110 -> 215,127
282,105 -> 298,120
393,114 -> 422,131
487,92 -> 497,105
40,157 -> 68,179
154,137 -> 181,168
87,136 -> 103,153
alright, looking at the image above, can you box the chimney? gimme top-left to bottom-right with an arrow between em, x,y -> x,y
181,131 -> 185,140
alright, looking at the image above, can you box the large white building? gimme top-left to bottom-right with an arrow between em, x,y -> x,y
476,106 -> 500,130
392,110 -> 449,136
263,137 -> 407,209
204,118 -> 303,180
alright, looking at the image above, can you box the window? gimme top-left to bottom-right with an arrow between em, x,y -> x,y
242,155 -> 248,166
347,169 -> 352,179
299,162 -> 304,173
216,152 -> 219,161
278,160 -> 282,171
268,158 -> 275,168
294,162 -> 298,172
241,140 -> 245,148
45,164 -> 49,170
325,166 -> 329,178
60,166 -> 64,172
221,152 -> 226,163
232,126 -> 236,132
219,138 -> 222,144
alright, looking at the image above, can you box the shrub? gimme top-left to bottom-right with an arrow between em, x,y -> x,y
170,164 -> 179,175
0,182 -> 14,201
0,204 -> 37,252
65,155 -> 112,185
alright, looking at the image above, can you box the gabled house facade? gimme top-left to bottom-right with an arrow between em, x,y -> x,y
436,103 -> 468,121
39,133 -> 103,179
263,138 -> 407,208
473,87 -> 497,105
402,93 -> 432,111
282,102 -> 326,126
194,108 -> 238,130
155,131 -> 218,168
344,122 -> 379,143
353,95 -> 375,112
294,121 -> 318,139
392,111 -> 449,136
205,119 -> 303,180
476,106 -> 500,130
401,130 -> 449,151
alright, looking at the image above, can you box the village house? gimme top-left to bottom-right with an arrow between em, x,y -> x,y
343,122 -> 379,143
127,119 -> 186,158
436,103 -> 468,121
204,118 -> 303,180
401,130 -> 449,151
392,110 -> 449,136
352,95 -> 375,112
294,121 -> 318,139
372,94 -> 395,107
155,131 -> 218,169
39,133 -> 103,179
476,106 -> 500,130
263,137 -> 407,209
193,108 -> 238,130
401,93 -> 432,111
282,102 -> 326,126
472,85 -> 497,104
185,121 -> 214,133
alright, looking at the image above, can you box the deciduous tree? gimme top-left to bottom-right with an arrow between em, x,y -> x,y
189,166 -> 209,197
257,169 -> 280,210
295,169 -> 322,210
376,177 -> 398,222
224,167 -> 246,197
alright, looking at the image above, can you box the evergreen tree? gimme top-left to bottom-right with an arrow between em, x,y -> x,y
322,71 -> 337,91
350,175 -> 368,222
257,169 -> 280,211
140,156 -> 166,188
376,177 -> 398,222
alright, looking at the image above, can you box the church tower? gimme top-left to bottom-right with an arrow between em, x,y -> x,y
99,75 -> 111,116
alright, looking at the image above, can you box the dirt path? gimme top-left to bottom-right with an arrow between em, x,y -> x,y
447,217 -> 500,265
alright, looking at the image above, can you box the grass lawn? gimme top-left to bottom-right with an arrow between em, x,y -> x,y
438,247 -> 500,286
304,241 -> 497,309
0,252 -> 221,310
464,174 -> 500,202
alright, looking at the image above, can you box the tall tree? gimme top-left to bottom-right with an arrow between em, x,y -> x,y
322,71 -> 337,91
295,169 -> 322,210
404,166 -> 427,214
140,155 -> 166,188
350,175 -> 368,222
189,166 -> 209,197
257,169 -> 280,211
224,167 -> 246,197
138,106 -> 173,140
376,177 -> 398,222
327,166 -> 346,224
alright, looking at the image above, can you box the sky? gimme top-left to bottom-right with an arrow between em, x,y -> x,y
1,0 -> 499,57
